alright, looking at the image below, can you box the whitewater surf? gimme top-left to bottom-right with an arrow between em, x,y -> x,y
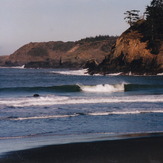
0,68 -> 163,156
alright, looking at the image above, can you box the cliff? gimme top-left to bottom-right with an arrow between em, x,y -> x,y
2,36 -> 117,69
88,20 -> 163,75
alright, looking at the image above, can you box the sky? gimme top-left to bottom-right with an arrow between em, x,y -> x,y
0,0 -> 150,55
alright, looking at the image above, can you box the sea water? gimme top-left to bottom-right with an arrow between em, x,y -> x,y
0,68 -> 163,154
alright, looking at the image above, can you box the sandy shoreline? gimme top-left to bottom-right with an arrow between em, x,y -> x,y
0,134 -> 163,163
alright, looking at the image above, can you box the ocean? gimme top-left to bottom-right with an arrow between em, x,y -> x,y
0,67 -> 163,155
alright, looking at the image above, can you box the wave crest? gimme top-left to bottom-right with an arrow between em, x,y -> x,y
1,83 -> 163,93
2,110 -> 163,121
51,69 -> 88,76
79,84 -> 125,93
1,94 -> 163,108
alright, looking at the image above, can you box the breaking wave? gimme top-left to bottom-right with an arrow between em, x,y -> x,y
0,84 -> 124,93
1,110 -> 162,121
79,84 -> 124,93
51,69 -> 89,76
0,94 -> 163,107
1,83 -> 163,93
8,114 -> 77,121
88,110 -> 163,116
0,65 -> 25,69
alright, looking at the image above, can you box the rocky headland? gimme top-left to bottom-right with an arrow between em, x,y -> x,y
87,20 -> 163,75
1,36 -> 117,69
87,0 -> 163,75
0,0 -> 162,75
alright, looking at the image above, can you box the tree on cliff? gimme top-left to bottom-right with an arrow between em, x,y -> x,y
124,10 -> 140,26
146,0 -> 163,40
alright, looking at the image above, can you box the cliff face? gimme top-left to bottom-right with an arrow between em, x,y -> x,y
3,37 -> 117,68
89,20 -> 163,75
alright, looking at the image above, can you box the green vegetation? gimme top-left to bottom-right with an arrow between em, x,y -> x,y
124,0 -> 163,40
124,10 -> 140,26
146,0 -> 163,40
124,0 -> 163,54
29,47 -> 48,56
144,0 -> 163,54
78,35 -> 118,44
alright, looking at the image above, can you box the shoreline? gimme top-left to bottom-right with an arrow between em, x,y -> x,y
1,133 -> 163,163
0,66 -> 163,76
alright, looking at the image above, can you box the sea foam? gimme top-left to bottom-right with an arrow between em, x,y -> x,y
79,84 -> 125,93
51,69 -> 89,76
10,114 -> 76,121
7,110 -> 163,121
1,94 -> 163,108
88,110 -> 163,116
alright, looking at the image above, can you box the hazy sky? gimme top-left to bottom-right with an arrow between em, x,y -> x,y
0,0 -> 150,55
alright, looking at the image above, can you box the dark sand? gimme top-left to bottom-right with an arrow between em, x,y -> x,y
1,135 -> 163,163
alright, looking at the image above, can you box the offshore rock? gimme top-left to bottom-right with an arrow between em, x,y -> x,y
33,94 -> 40,97
84,60 -> 98,75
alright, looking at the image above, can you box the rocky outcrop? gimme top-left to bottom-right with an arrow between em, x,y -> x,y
88,20 -> 163,75
1,36 -> 117,69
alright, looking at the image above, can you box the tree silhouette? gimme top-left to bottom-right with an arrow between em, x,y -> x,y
124,10 -> 140,26
146,0 -> 163,40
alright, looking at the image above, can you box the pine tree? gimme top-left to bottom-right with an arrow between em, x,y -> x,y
146,0 -> 163,40
124,10 -> 140,26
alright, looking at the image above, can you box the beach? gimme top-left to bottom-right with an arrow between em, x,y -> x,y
1,134 -> 163,163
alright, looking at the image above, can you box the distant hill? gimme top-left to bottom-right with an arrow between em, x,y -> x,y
0,55 -> 9,66
1,35 -> 117,69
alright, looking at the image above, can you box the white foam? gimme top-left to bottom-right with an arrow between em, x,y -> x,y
9,110 -> 163,121
0,65 -> 25,69
0,96 -> 69,107
11,114 -> 76,121
52,69 -> 89,76
16,65 -> 25,69
88,110 -> 163,116
79,84 -> 125,93
157,73 -> 163,76
107,72 -> 122,76
1,95 -> 163,107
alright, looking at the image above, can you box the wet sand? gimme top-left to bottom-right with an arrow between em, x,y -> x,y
1,135 -> 163,163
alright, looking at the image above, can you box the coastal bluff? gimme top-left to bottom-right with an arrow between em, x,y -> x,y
1,20 -> 163,75
1,36 -> 117,69
88,20 -> 163,75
